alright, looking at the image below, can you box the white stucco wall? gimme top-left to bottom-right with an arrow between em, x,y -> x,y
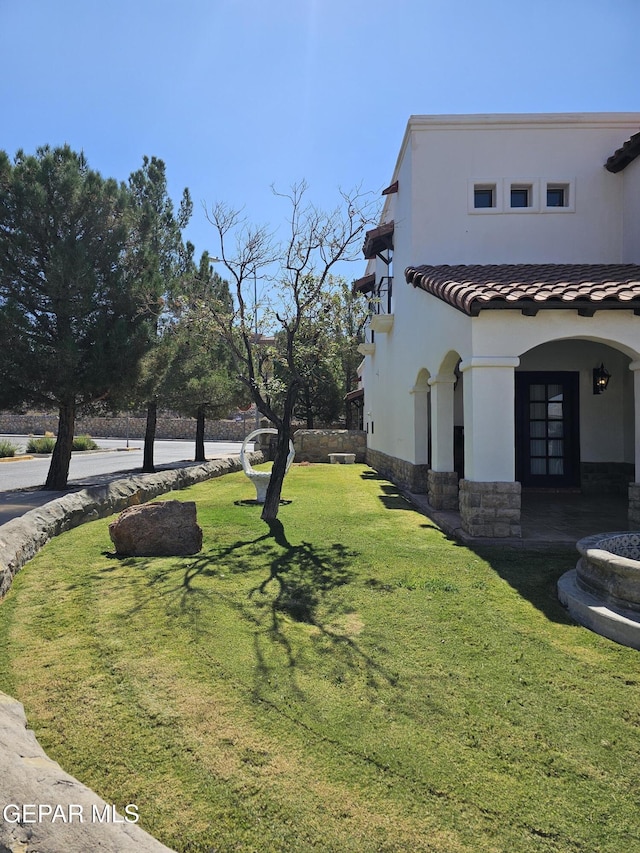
402,113 -> 640,265
623,157 -> 640,262
360,113 -> 640,478
365,300 -> 640,470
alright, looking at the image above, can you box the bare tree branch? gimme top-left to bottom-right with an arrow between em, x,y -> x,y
198,182 -> 379,520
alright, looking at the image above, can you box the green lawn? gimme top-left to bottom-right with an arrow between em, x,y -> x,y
1,464 -> 639,852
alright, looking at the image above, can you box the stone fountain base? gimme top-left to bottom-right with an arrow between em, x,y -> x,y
558,532 -> 640,650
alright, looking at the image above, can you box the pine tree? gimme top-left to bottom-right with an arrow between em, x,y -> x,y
0,145 -> 153,489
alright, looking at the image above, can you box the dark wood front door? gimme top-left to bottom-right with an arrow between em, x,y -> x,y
515,372 -> 580,488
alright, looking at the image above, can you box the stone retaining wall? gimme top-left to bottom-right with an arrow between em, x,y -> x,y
0,413 -> 250,441
0,452 -> 263,599
366,448 -> 428,494
458,479 -> 521,538
294,430 -> 366,463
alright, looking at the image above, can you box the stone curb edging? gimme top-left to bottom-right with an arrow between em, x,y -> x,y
0,691 -> 177,853
0,452 -> 263,599
0,452 -> 263,853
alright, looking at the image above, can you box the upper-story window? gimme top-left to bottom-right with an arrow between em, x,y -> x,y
469,178 -> 575,213
543,180 -> 574,212
546,184 -> 567,207
473,185 -> 495,208
510,186 -> 530,208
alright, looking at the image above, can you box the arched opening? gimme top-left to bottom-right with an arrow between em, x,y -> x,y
413,368 -> 430,467
517,339 -> 633,492
426,351 -> 462,510
516,337 -> 636,539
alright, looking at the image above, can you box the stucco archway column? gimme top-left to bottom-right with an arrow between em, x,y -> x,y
458,356 -> 521,538
427,374 -> 458,509
629,361 -> 640,527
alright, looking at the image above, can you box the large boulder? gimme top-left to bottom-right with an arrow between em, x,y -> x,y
109,501 -> 202,556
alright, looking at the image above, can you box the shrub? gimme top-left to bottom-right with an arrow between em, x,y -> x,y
26,436 -> 56,454
72,434 -> 98,451
0,440 -> 18,458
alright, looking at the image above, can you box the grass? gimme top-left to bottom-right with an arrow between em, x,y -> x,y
1,465 -> 639,852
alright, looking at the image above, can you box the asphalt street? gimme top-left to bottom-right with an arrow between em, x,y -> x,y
0,435 -> 251,525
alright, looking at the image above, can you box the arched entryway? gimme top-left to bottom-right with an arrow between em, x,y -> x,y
516,339 -> 634,494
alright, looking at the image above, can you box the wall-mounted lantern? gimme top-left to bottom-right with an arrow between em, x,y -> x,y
593,363 -> 611,395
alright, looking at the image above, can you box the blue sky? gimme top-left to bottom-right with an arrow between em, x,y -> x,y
1,0 -> 639,278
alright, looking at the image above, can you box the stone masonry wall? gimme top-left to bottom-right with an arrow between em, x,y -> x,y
0,412 -> 249,441
458,479 -> 521,538
366,448 -> 429,494
294,430 -> 367,463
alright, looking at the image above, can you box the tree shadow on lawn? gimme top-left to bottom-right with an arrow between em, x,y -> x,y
105,518 -> 399,701
360,470 -> 444,532
360,469 -> 577,625
470,544 -> 577,627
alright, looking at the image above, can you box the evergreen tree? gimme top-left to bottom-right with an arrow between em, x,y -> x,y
0,145 -> 153,489
164,255 -> 247,461
127,155 -> 192,472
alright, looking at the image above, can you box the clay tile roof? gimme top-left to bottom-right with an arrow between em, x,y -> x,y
363,221 -> 394,259
404,264 -> 640,316
352,273 -> 376,295
605,130 -> 640,173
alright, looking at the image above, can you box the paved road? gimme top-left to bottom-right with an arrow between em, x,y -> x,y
0,435 -> 252,525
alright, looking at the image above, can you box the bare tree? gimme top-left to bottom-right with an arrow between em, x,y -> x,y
202,181 -> 377,520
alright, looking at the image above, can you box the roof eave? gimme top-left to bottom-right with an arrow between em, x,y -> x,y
468,300 -> 640,317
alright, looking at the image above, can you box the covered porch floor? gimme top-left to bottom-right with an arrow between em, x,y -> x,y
407,489 -> 630,549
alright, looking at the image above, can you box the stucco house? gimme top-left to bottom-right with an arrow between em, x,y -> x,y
355,113 -> 640,538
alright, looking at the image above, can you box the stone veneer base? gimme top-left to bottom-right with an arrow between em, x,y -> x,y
366,448 -> 429,494
458,479 -> 521,538
581,462 -> 634,495
629,483 -> 640,528
427,470 -> 459,510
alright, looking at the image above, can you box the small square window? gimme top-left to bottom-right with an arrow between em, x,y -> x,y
474,187 -> 494,208
547,186 -> 566,207
510,187 -> 530,208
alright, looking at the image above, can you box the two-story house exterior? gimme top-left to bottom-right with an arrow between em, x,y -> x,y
355,113 -> 640,537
